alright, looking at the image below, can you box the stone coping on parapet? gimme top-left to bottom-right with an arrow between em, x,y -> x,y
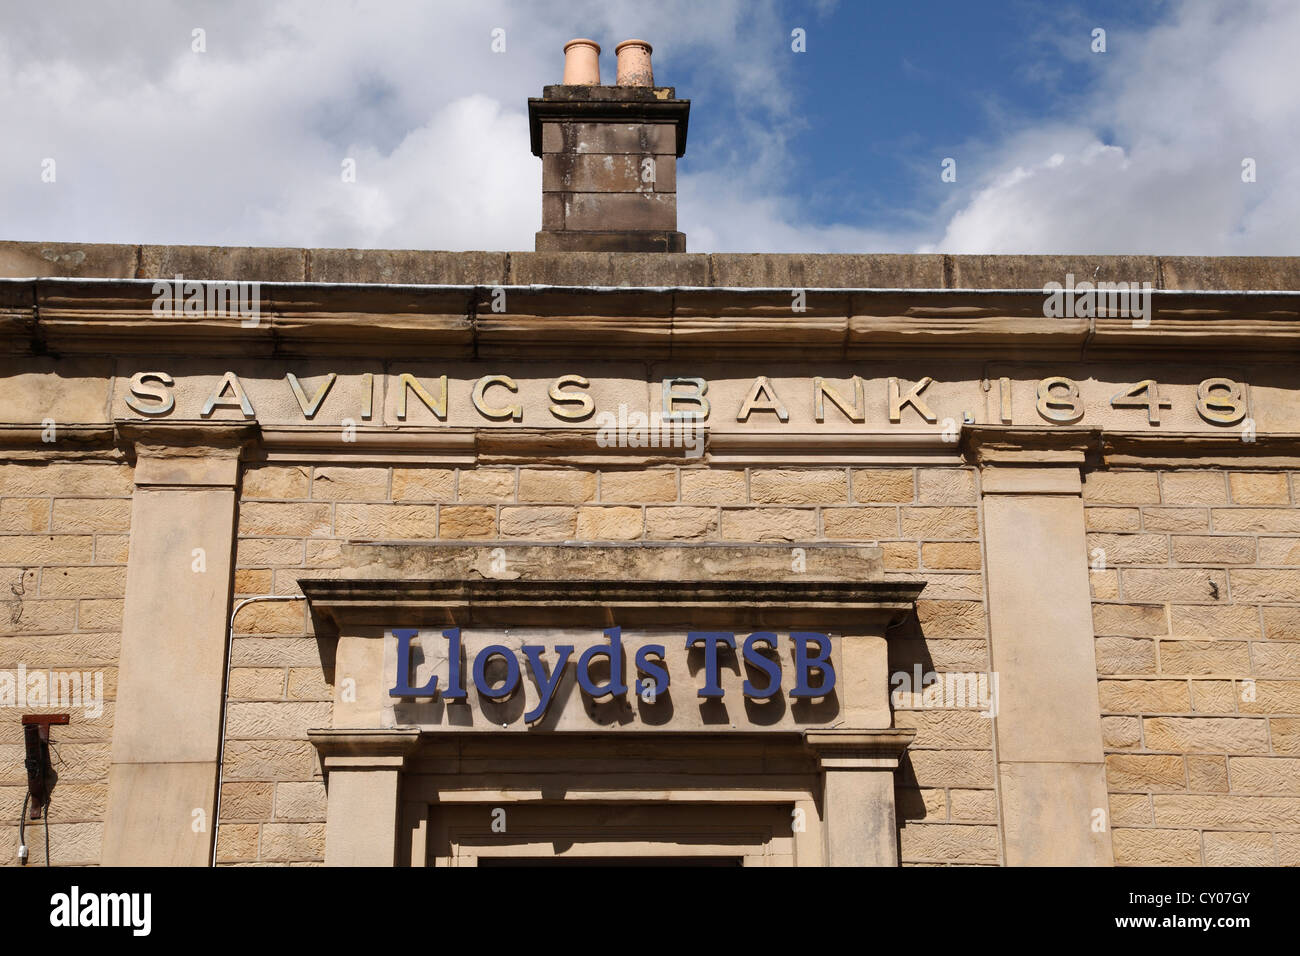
1,241 -> 1298,291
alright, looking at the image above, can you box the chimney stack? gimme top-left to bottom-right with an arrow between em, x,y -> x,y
529,38 -> 690,252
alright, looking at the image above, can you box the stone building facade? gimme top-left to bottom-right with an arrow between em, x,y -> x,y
2,50 -> 1300,867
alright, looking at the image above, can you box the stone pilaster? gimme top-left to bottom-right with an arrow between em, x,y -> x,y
100,422 -> 255,866
309,729 -> 421,866
804,729 -> 914,866
965,427 -> 1113,866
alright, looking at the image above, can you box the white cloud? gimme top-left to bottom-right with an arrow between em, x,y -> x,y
924,0 -> 1300,254
0,0 -> 1295,254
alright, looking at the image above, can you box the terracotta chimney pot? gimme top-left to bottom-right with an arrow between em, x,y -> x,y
615,39 -> 654,86
562,38 -> 601,85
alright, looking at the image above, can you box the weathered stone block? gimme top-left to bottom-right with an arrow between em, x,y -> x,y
917,469 -> 976,504
1093,603 -> 1167,637
1112,828 -> 1201,865
1169,534 -> 1256,564
334,504 -> 437,539
599,470 -> 677,503
575,506 -> 644,540
852,469 -> 915,504
1142,716 -> 1269,753
242,465 -> 310,499
311,466 -> 388,501
238,502 -> 331,538
1161,472 -> 1227,505
498,506 -> 577,539
720,508 -> 816,542
750,469 -> 847,505
1106,753 -> 1186,791
899,507 -> 979,539
437,506 -> 496,539
822,507 -> 899,539
1229,472 -> 1290,505
517,468 -> 597,503
1083,472 -> 1160,505
458,469 -> 516,502
680,470 -> 746,505
1158,640 -> 1251,676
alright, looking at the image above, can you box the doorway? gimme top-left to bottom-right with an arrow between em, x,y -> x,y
426,801 -> 795,866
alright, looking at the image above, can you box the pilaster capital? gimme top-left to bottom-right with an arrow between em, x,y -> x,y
803,728 -> 916,771
115,419 -> 259,486
961,425 -> 1098,468
308,728 -> 421,776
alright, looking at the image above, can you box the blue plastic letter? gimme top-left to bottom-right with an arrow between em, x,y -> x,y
523,644 -> 573,723
390,628 -> 438,698
473,645 -> 521,701
686,632 -> 736,698
577,627 -> 628,698
790,632 -> 835,698
742,632 -> 782,699
442,627 -> 467,700
634,643 -> 670,699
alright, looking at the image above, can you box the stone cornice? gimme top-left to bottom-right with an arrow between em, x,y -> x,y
1100,431 -> 1300,468
299,576 -> 926,631
5,280 -> 1300,360
961,427 -> 1300,470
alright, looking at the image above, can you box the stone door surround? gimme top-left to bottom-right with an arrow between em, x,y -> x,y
300,542 -> 924,866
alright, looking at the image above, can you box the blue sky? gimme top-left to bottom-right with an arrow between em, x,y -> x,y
773,1 -> 1168,233
0,0 -> 1294,253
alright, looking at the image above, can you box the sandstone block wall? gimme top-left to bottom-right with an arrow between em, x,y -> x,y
0,462 -> 131,865
1086,468 -> 1300,865
10,454 -> 1299,866
222,462 -> 994,866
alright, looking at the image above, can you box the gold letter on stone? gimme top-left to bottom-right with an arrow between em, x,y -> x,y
286,372 -> 337,420
548,374 -> 594,421
814,376 -> 865,423
1196,377 -> 1247,425
395,373 -> 447,421
1036,376 -> 1084,423
201,371 -> 255,419
1109,379 -> 1171,425
473,375 -> 523,422
125,371 -> 175,416
888,376 -> 937,423
360,372 -> 373,421
737,376 -> 789,422
662,378 -> 709,422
